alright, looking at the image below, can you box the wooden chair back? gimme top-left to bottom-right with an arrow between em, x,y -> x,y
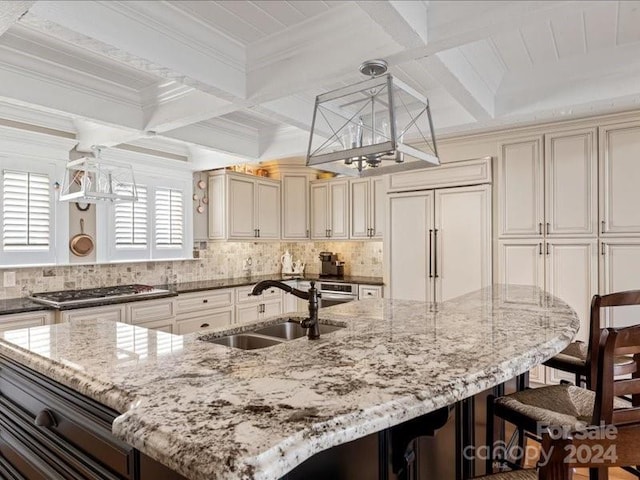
537,422 -> 640,479
592,324 -> 640,426
587,290 -> 640,388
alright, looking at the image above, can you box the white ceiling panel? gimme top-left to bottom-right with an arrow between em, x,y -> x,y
490,30 -> 532,72
520,19 -> 559,65
459,40 -> 506,93
217,2 -> 287,37
287,1 -> 336,19
549,10 -> 586,59
583,2 -> 617,52
617,1 -> 640,46
251,1 -> 306,26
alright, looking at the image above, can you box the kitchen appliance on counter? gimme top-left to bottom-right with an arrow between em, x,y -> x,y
319,252 -> 345,277
30,284 -> 170,308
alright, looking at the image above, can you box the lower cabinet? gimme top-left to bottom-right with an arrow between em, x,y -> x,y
0,355 -> 186,479
175,307 -> 233,335
358,285 -> 383,299
0,311 -> 54,334
58,304 -> 126,324
235,298 -> 283,324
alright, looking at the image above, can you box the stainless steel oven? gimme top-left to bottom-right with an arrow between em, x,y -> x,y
318,282 -> 358,308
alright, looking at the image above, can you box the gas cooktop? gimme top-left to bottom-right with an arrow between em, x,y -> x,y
30,284 -> 170,307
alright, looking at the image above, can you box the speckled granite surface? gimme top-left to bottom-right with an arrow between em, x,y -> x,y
0,285 -> 578,480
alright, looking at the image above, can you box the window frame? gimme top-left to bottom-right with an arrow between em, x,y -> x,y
0,157 -> 62,267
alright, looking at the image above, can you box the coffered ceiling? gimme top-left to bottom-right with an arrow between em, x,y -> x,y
0,1 -> 639,169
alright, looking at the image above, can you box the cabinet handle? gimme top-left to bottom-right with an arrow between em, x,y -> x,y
306,229 -> 309,238
601,242 -> 606,256
538,222 -> 543,235
200,323 -> 210,328
203,299 -> 208,304
367,291 -> 372,296
328,229 -> 332,237
258,229 -> 261,238
433,229 -> 439,278
546,242 -> 550,256
428,229 -> 433,278
35,409 -> 57,428
601,220 -> 605,234
546,222 -> 550,235
539,243 -> 543,255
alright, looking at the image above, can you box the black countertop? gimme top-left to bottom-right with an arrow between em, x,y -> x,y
0,274 -> 384,316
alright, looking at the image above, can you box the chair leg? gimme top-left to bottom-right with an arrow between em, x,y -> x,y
589,467 -> 608,480
575,372 -> 582,388
486,394 -> 495,476
515,427 -> 526,468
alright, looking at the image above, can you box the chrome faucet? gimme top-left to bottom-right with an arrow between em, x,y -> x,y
250,280 -> 321,339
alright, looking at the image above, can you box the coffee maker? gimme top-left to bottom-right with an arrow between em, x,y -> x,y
319,252 -> 345,277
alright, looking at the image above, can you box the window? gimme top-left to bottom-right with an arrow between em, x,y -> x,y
3,170 -> 50,250
115,184 -> 147,248
155,188 -> 183,248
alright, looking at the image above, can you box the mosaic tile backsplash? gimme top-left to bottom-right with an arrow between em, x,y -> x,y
1,241 -> 383,299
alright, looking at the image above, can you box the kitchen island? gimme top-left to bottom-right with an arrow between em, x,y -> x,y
0,285 -> 579,480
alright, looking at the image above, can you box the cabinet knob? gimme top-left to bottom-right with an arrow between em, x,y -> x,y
367,292 -> 372,296
203,299 -> 208,303
35,409 -> 56,428
200,323 -> 210,328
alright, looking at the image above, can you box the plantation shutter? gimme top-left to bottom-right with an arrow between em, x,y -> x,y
3,170 -> 50,250
155,188 -> 183,247
115,184 -> 147,247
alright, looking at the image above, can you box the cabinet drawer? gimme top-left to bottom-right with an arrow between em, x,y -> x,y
58,305 -> 126,324
235,286 -> 256,304
175,308 -> 233,334
359,286 -> 382,299
176,290 -> 233,315
0,311 -> 54,333
127,298 -> 175,325
0,357 -> 134,479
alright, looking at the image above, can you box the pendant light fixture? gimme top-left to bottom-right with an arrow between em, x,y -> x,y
306,59 -> 439,177
58,146 -> 138,203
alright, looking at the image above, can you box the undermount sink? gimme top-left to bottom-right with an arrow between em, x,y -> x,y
201,319 -> 345,350
205,334 -> 283,350
253,321 -> 344,340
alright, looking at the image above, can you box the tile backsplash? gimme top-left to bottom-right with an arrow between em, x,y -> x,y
1,241 -> 383,299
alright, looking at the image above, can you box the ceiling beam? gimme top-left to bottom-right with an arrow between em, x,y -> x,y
422,52 -> 495,120
356,0 -> 429,49
0,1 -> 33,36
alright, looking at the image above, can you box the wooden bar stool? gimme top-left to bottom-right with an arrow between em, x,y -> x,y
544,290 -> 640,388
475,422 -> 640,480
486,323 -> 640,480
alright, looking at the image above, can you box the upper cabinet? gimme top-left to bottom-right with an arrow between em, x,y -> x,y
497,136 -> 544,237
281,173 -> 312,240
350,178 -> 385,239
498,129 -> 597,238
599,121 -> 640,236
310,178 -> 349,240
208,171 -> 280,240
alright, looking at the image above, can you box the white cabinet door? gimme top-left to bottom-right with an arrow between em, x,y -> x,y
329,180 -> 349,239
497,240 -> 545,289
208,175 -> 225,239
599,122 -> 640,235
350,178 -> 369,239
498,137 -> 544,237
545,129 -> 597,237
529,365 -> 546,385
435,185 -> 492,302
281,174 -> 310,239
256,179 -> 280,239
310,183 -> 329,239
371,177 -> 385,239
388,191 -> 434,302
601,239 -> 640,328
228,176 -> 256,238
545,239 -> 598,343
262,299 -> 283,318
235,303 -> 260,324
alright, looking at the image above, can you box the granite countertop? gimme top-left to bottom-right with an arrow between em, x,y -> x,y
0,285 -> 579,480
170,274 -> 384,294
0,274 -> 384,316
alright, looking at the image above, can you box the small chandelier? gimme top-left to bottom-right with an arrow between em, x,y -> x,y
306,59 -> 439,177
58,146 -> 138,203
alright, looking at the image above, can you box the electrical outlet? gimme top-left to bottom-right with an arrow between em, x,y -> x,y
242,257 -> 253,271
3,271 -> 16,287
